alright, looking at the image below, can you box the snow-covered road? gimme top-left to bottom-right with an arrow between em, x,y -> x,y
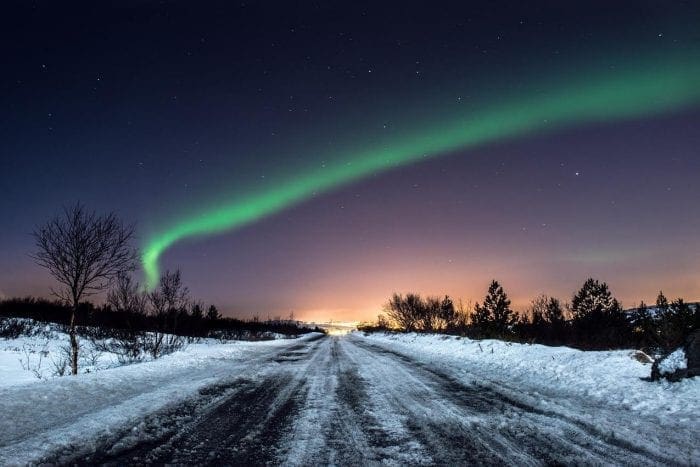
2,333 -> 697,465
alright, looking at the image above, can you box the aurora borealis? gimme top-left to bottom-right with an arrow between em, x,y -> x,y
3,1 -> 700,321
141,55 -> 700,288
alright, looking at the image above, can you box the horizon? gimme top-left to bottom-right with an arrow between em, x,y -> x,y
2,281 -> 697,324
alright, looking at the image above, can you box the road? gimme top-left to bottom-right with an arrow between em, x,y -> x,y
42,334 -> 687,465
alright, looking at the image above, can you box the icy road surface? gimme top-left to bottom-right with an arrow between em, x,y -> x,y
2,334 -> 698,465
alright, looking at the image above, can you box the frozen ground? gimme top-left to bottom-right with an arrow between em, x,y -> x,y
0,330 -> 698,465
0,319 -> 289,386
0,321 -> 128,386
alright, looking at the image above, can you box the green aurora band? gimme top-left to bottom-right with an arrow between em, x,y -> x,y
142,56 -> 700,289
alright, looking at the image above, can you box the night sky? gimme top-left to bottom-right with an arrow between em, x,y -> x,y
2,1 -> 699,322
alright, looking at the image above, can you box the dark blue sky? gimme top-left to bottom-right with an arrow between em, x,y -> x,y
1,1 -> 699,320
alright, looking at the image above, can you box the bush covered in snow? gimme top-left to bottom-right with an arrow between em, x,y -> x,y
658,349 -> 688,375
651,329 -> 700,382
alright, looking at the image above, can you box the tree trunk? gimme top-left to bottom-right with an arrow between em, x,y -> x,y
69,306 -> 79,375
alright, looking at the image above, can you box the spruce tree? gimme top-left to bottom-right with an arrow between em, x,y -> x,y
631,300 -> 657,349
472,280 -> 517,338
206,304 -> 221,321
570,278 -> 619,321
570,278 -> 629,348
544,297 -> 567,343
653,291 -> 674,350
658,298 -> 696,351
655,291 -> 669,317
439,295 -> 457,330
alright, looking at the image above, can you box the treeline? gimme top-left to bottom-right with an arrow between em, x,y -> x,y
0,296 -> 317,340
0,272 -> 322,351
359,278 -> 699,352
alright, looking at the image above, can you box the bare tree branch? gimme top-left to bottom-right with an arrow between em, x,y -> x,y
31,203 -> 137,374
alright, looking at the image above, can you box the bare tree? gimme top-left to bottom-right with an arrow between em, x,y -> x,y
107,272 -> 147,314
385,294 -> 458,332
32,203 -> 136,375
528,294 -> 549,326
384,293 -> 423,332
103,272 -> 148,362
420,296 -> 440,332
455,299 -> 472,331
145,270 -> 189,358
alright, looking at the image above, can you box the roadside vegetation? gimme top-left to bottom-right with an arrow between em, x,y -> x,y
359,279 -> 699,353
0,294 -> 321,358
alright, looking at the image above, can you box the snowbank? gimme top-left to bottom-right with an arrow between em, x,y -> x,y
0,324 -> 319,464
356,332 -> 700,418
0,319 -> 299,387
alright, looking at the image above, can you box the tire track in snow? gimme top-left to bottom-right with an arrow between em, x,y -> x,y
280,337 -> 418,465
278,337 -> 378,465
342,337 -> 530,465
37,333 -> 688,465
54,335 -> 326,465
349,336 -> 678,466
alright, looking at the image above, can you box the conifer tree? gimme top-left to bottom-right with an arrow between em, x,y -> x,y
206,304 -> 221,321
571,278 -> 619,320
438,295 -> 457,330
631,300 -> 657,348
655,291 -> 669,316
570,278 -> 627,348
658,298 -> 696,351
472,280 -> 517,338
191,302 -> 204,320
